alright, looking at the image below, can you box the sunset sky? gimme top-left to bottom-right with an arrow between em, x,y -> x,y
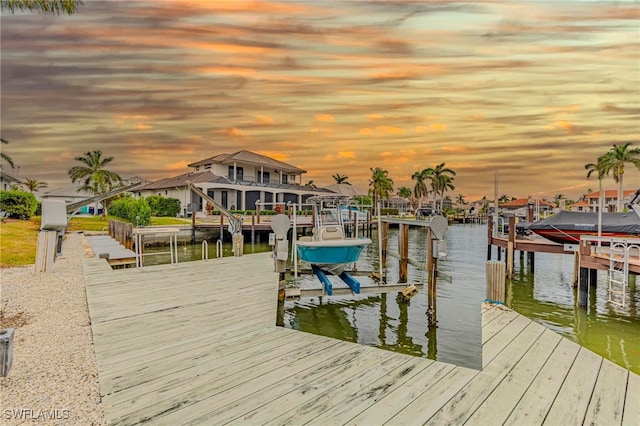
1,0 -> 639,201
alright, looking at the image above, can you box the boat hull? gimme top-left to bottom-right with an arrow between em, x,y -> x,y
527,210 -> 640,244
296,238 -> 371,266
530,229 -> 640,245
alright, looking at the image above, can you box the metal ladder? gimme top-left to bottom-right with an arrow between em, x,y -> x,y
608,242 -> 627,307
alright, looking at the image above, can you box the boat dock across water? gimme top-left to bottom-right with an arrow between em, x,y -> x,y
83,252 -> 639,425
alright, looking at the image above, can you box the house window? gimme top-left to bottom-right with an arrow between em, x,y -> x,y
258,171 -> 270,183
281,174 -> 288,184
228,166 -> 244,181
204,164 -> 211,170
196,166 -> 200,171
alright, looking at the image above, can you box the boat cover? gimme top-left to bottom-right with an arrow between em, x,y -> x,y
528,211 -> 640,234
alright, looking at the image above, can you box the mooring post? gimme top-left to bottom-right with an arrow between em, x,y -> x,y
380,221 -> 389,273
578,267 -> 589,308
507,216 -> 515,277
191,210 -> 196,244
219,214 -> 224,243
427,227 -> 437,326
487,217 -> 493,261
276,279 -> 285,327
398,223 -> 409,283
251,213 -> 255,244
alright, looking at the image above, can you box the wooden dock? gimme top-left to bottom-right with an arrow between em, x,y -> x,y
85,235 -> 136,267
83,253 -> 639,425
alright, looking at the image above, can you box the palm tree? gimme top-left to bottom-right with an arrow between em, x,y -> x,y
553,193 -> 566,208
430,163 -> 456,212
21,178 -> 48,193
369,167 -> 394,216
397,186 -> 412,199
586,160 -> 608,236
1,0 -> 84,14
498,194 -> 510,203
1,137 -> 14,168
598,143 -> 640,212
304,180 -> 317,189
411,168 -> 433,207
68,150 -> 122,218
456,193 -> 466,205
331,174 -> 350,185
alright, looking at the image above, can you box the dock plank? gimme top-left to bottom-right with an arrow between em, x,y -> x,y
82,253 -> 638,426
543,348 -> 603,425
465,328 -> 562,425
503,337 -> 581,426
583,358 -> 629,426
421,321 -> 545,425
622,371 -> 640,426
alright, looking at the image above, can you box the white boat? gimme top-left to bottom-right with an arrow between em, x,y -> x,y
296,197 -> 372,275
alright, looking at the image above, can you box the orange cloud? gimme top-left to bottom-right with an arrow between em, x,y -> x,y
360,126 -> 405,135
255,151 -> 289,162
136,123 -> 151,130
546,121 -> 576,133
429,123 -> 448,132
223,128 -> 245,137
338,151 -> 356,159
315,114 -> 335,123
380,151 -> 393,158
256,115 -> 275,125
167,160 -> 189,170
442,146 -> 469,153
367,114 -> 383,121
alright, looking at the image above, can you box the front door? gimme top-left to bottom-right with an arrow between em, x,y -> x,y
221,191 -> 228,209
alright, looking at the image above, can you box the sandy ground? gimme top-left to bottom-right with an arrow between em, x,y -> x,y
0,232 -> 106,425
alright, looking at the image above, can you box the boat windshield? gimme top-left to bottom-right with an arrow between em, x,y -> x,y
319,209 -> 339,225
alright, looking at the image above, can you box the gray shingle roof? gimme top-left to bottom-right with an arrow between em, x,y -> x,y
187,150 -> 306,174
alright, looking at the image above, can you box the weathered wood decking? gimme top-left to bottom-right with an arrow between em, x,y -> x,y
84,253 -> 640,425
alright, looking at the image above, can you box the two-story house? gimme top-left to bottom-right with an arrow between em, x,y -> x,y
0,165 -> 23,191
136,150 -> 332,215
569,190 -> 637,212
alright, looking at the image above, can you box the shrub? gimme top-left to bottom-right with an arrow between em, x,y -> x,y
0,190 -> 38,219
110,196 -> 152,226
146,196 -> 181,217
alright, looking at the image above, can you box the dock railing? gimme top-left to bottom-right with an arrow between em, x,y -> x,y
580,235 -> 640,307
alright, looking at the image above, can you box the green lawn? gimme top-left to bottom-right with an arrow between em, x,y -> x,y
1,215 -> 191,267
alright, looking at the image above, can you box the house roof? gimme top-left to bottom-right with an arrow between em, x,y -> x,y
499,198 -> 555,209
585,190 -> 636,199
323,183 -> 364,196
570,200 -> 590,207
42,181 -> 93,198
187,150 -> 306,174
137,171 -> 218,190
0,165 -> 24,183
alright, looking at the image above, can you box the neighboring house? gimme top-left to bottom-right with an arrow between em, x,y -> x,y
0,165 -> 23,191
40,181 -> 100,214
569,190 -> 637,212
136,150 -> 333,216
41,176 -> 148,215
498,198 -> 555,218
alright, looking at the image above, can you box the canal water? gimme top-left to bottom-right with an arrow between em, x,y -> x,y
142,224 -> 640,373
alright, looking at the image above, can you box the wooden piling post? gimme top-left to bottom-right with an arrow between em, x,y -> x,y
191,209 -> 196,244
398,223 -> 409,283
507,216 -> 515,277
487,217 -> 493,261
578,267 -> 589,308
426,227 -> 437,326
380,221 -> 389,273
219,214 -> 224,242
486,261 -> 506,303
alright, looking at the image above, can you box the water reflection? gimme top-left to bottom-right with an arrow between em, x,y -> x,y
507,250 -> 640,374
284,224 -> 485,370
